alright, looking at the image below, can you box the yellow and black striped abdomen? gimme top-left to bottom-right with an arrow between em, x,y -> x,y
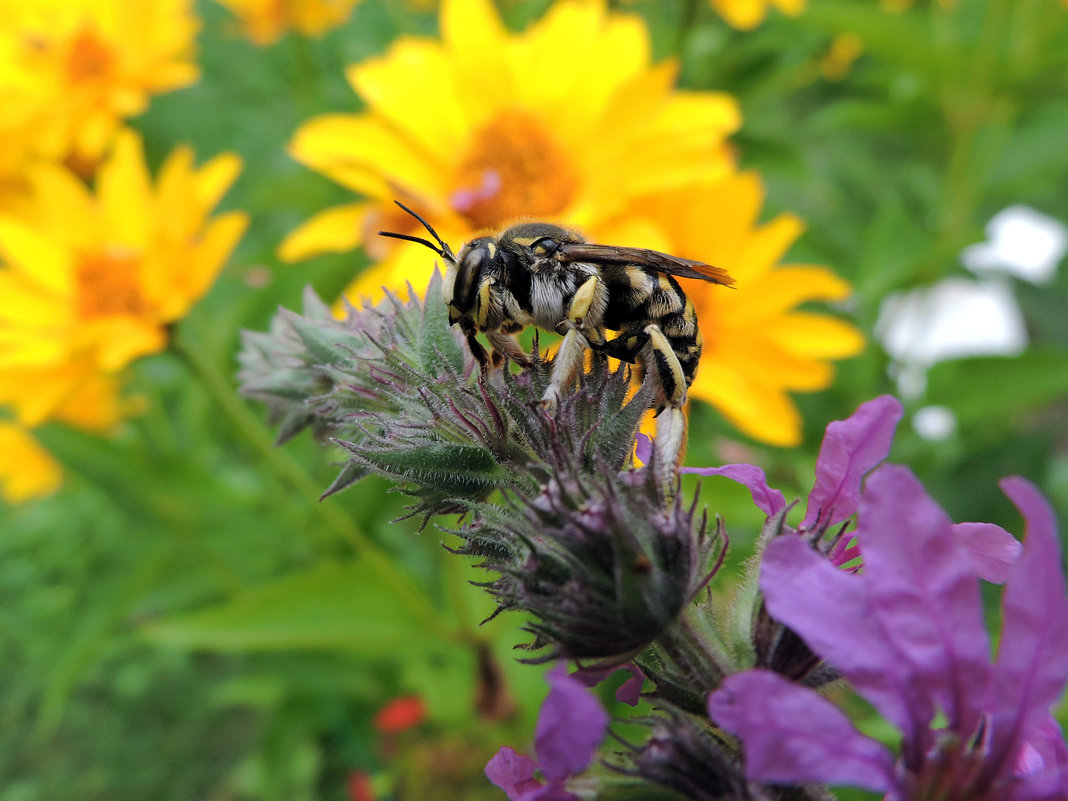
600,266 -> 704,396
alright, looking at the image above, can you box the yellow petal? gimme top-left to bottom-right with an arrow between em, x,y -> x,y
690,360 -> 802,446
51,366 -> 131,431
192,151 -> 243,214
347,40 -> 469,162
711,0 -> 766,30
0,423 -> 62,503
76,317 -> 168,371
517,2 -> 649,147
0,271 -> 68,332
0,218 -> 73,295
726,266 -> 853,323
342,242 -> 440,307
181,211 -> 249,305
288,113 -> 450,201
732,213 -> 805,283
27,162 -> 98,250
98,129 -> 153,249
278,202 -> 376,262
764,313 -> 866,360
441,0 -> 511,108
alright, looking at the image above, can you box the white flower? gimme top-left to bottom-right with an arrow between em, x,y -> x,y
912,405 -> 957,442
961,205 -> 1068,285
875,278 -> 1027,397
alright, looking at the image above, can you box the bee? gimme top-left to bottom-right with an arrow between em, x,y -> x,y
380,202 -> 734,478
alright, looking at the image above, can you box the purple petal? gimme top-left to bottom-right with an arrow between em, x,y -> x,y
708,669 -> 895,791
829,535 -> 861,570
802,395 -> 903,531
634,433 -> 652,465
570,663 -> 645,706
1011,768 -> 1068,801
534,663 -> 609,781
859,464 -> 992,738
1015,714 -> 1068,777
614,664 -> 645,706
760,534 -> 923,734
682,463 -> 786,518
988,478 -> 1068,775
485,746 -> 542,800
1010,714 -> 1068,800
952,522 -> 1021,584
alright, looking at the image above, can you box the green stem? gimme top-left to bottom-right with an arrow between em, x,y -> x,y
927,0 -> 1018,279
170,331 -> 455,638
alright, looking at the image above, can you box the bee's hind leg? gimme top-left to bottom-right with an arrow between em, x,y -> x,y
642,324 -> 689,493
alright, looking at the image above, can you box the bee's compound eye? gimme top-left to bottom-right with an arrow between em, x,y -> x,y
530,237 -> 561,257
453,246 -> 486,313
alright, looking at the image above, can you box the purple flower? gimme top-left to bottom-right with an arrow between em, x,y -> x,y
486,663 -> 609,800
708,465 -> 1068,800
690,395 -> 1021,582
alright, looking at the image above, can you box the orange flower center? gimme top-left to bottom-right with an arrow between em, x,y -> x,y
76,249 -> 145,318
452,109 -> 578,230
66,26 -> 114,83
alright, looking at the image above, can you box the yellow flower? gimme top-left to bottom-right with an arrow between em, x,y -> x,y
281,0 -> 741,303
0,0 -> 198,170
630,172 -> 864,447
0,129 -> 247,429
0,422 -> 62,503
819,33 -> 863,81
214,0 -> 364,45
709,0 -> 804,30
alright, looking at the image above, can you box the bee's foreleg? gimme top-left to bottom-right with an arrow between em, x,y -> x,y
461,321 -> 492,370
487,327 -> 533,367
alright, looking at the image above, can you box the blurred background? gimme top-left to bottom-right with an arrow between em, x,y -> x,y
1,0 -> 1066,799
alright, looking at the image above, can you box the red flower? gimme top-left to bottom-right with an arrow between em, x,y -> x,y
373,695 -> 426,734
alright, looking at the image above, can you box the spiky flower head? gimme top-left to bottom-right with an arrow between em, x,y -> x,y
240,272 -> 722,660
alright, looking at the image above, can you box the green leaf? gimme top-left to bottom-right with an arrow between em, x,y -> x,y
926,349 -> 1068,424
145,561 -> 435,653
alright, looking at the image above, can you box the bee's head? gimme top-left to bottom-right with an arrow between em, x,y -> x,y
497,222 -> 583,257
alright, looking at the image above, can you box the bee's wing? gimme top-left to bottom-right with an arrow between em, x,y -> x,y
556,243 -> 735,286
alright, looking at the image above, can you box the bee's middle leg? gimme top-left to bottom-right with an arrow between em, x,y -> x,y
540,275 -> 605,411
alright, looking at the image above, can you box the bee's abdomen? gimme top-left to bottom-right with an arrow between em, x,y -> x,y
604,268 -> 703,390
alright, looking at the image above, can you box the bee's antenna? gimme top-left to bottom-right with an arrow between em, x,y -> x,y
378,200 -> 456,263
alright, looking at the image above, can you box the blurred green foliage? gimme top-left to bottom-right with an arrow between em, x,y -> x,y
2,0 -> 1067,799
